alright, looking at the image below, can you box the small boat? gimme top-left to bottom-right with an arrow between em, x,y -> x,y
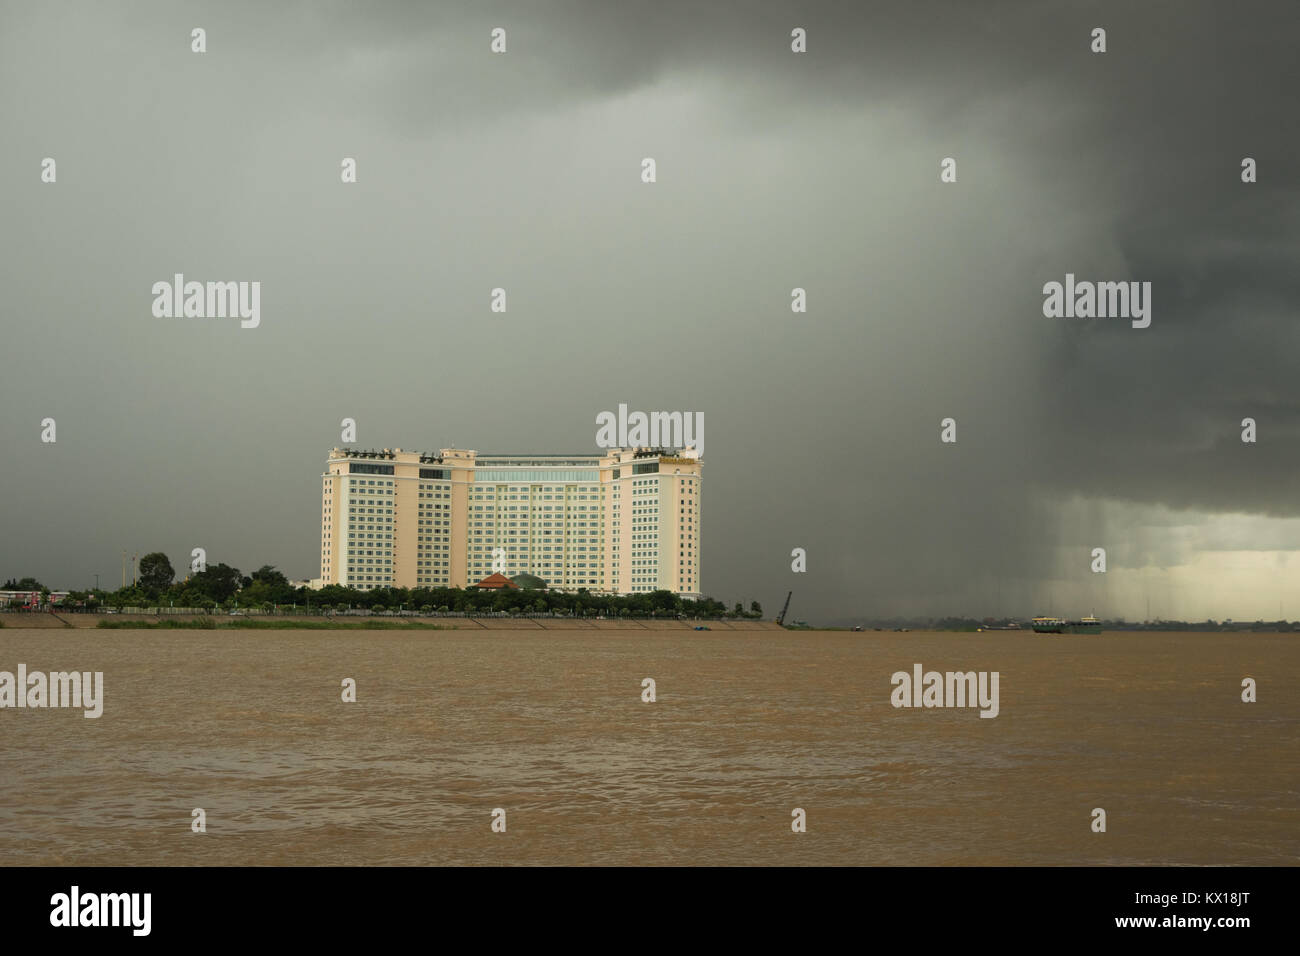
693,625 -> 710,631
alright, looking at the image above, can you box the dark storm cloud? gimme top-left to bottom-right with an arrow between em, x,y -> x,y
1,0 -> 1296,620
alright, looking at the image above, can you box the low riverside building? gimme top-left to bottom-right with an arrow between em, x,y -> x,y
0,590 -> 69,608
472,573 -> 518,590
319,446 -> 701,597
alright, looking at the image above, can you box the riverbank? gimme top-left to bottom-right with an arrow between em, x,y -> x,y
1,612 -> 784,631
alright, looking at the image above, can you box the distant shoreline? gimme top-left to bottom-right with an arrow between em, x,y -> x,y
1,612 -> 785,631
1,613 -> 1293,635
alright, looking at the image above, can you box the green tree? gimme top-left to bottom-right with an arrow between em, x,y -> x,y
110,585 -> 148,608
138,552 -> 175,594
250,565 -> 288,588
3,577 -> 44,590
238,566 -> 295,606
192,563 -> 242,602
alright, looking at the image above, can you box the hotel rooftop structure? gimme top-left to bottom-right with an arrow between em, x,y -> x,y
319,446 -> 701,596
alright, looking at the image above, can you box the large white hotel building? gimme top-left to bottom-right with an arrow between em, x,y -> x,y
319,446 -> 701,596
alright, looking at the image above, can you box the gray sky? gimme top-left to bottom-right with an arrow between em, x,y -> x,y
2,0 -> 1298,622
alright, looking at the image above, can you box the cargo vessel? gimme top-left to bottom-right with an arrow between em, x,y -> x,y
1031,615 -> 1102,635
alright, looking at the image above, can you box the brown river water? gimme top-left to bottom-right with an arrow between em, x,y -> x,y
0,628 -> 1296,865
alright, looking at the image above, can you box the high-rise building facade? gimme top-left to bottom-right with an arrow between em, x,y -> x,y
320,446 -> 701,596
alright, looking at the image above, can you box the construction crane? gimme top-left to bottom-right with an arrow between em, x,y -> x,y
776,591 -> 793,627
